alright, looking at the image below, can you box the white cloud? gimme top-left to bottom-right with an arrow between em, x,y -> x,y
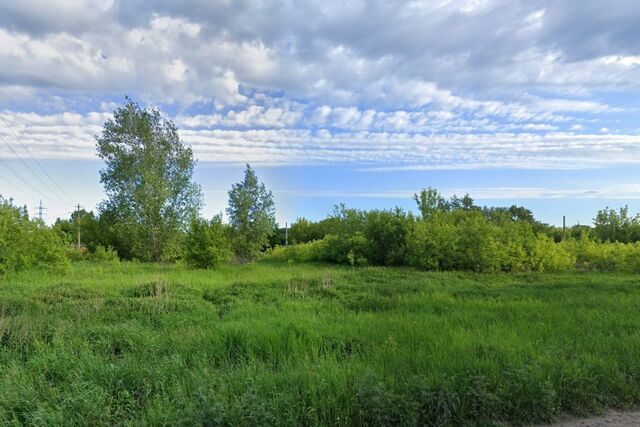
2,110 -> 640,171
601,55 -> 640,67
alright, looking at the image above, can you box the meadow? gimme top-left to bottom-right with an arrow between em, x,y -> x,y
1,261 -> 640,426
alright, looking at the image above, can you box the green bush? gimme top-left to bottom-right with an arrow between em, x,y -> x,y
0,198 -> 69,274
267,240 -> 327,263
363,209 -> 412,266
406,215 -> 457,270
452,212 -> 505,272
530,235 -> 576,272
321,233 -> 369,266
562,237 -> 640,272
91,245 -> 120,263
66,247 -> 88,261
184,215 -> 232,268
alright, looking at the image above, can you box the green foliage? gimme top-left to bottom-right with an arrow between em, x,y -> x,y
406,211 -> 538,272
91,245 -> 120,263
305,205 -> 370,266
0,197 -> 69,274
267,239 -> 327,263
363,208 -> 412,265
413,187 -> 450,219
184,215 -> 232,268
53,209 -> 102,251
593,206 -> 640,243
405,213 -> 456,270
66,246 -> 89,261
2,262 -> 640,425
95,98 -> 202,261
561,236 -> 640,272
271,194 -> 640,274
288,217 -> 325,244
227,164 -> 276,261
530,235 -> 576,272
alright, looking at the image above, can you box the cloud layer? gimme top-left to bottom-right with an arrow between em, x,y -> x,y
1,0 -> 640,169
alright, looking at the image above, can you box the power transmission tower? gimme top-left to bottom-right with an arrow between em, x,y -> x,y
36,200 -> 46,221
76,204 -> 82,248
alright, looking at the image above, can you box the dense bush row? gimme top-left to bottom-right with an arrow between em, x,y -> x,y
271,213 -> 574,272
271,191 -> 640,273
0,198 -> 69,274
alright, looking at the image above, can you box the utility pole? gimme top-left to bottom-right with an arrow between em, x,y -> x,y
562,215 -> 566,240
36,200 -> 45,221
76,204 -> 82,248
285,222 -> 288,246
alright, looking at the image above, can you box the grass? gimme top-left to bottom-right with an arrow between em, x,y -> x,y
1,261 -> 640,426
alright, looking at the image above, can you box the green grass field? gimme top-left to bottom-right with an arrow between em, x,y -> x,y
1,261 -> 640,426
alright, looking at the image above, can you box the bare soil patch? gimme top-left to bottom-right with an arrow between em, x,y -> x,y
545,410 -> 640,426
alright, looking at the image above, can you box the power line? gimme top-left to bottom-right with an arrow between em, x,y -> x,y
0,113 -> 74,203
0,157 -> 50,201
44,209 -> 73,220
0,171 -> 41,200
0,131 -> 66,202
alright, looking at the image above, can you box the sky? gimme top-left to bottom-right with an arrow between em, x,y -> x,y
1,0 -> 640,226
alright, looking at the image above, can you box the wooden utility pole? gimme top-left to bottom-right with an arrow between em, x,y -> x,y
76,204 -> 82,248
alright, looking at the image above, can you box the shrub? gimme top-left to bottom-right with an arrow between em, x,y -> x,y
91,245 -> 120,263
321,233 -> 369,266
406,215 -> 457,271
453,213 -> 504,272
363,209 -> 412,266
267,240 -> 327,263
67,247 -> 88,261
185,215 -> 232,268
562,237 -> 640,272
0,198 -> 69,274
530,236 -> 575,272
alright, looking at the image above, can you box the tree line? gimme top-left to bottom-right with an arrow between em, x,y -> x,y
2,98 -> 640,274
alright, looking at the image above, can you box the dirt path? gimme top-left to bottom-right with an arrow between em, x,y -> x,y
544,410 -> 640,426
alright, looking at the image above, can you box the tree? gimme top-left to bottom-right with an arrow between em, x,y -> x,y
184,215 -> 232,268
289,217 -> 325,243
227,164 -> 275,261
594,206 -> 640,243
413,187 -> 448,219
53,209 -> 101,251
96,98 -> 202,261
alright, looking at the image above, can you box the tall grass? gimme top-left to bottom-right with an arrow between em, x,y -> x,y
1,262 -> 640,425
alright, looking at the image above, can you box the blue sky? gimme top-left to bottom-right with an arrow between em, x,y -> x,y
1,0 -> 640,226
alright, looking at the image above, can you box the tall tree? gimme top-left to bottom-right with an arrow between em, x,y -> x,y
227,164 -> 275,261
413,187 -> 448,219
96,98 -> 202,261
